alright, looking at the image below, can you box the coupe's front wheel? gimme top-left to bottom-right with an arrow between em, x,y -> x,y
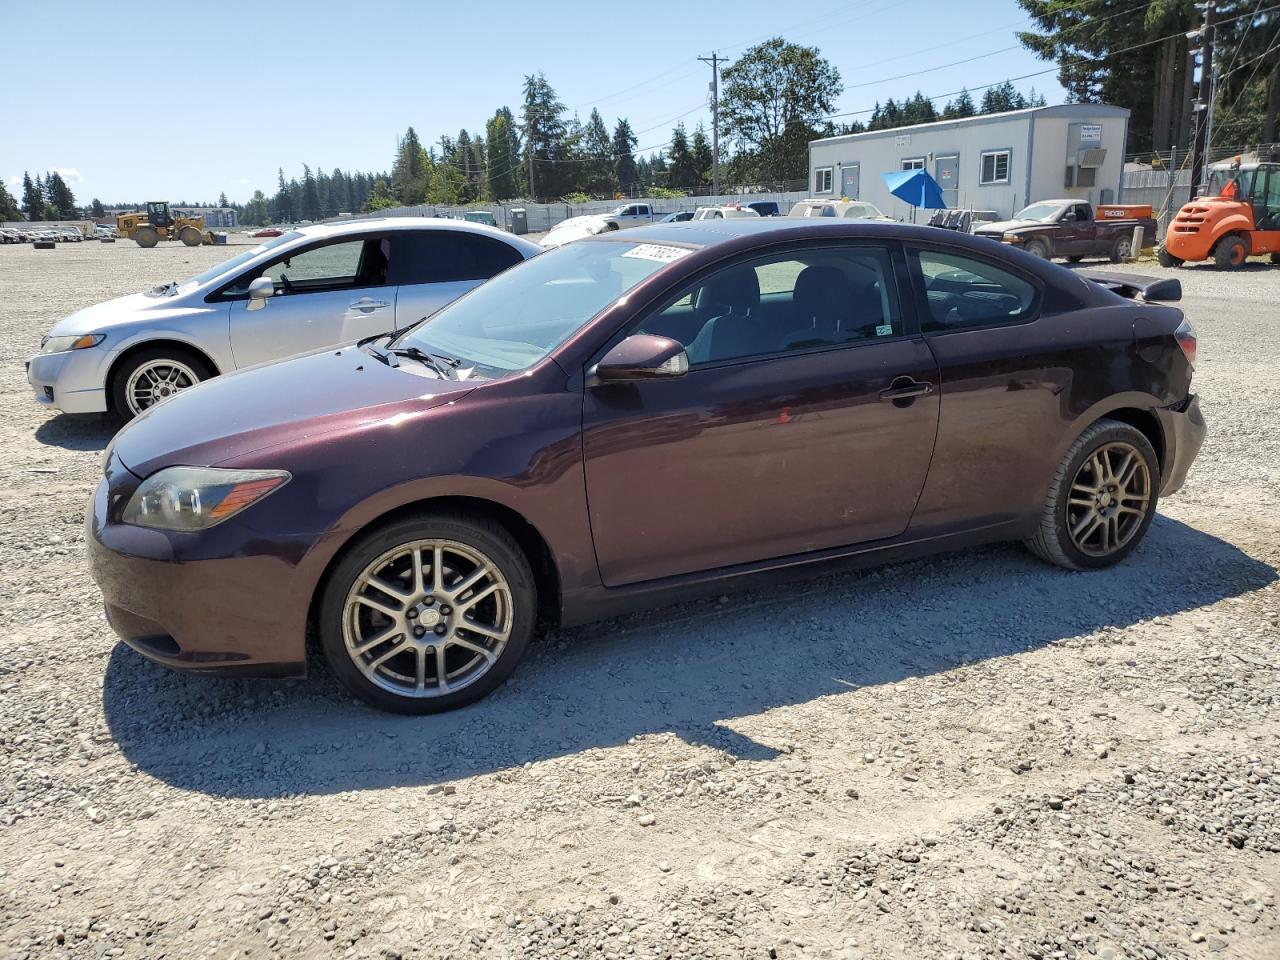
1026,419 -> 1160,570
318,514 -> 537,714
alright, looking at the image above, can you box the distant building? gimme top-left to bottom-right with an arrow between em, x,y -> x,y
808,103 -> 1131,220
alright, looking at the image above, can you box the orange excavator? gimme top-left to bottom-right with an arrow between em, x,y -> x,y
1158,154 -> 1280,269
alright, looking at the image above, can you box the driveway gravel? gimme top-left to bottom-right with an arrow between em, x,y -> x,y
0,239 -> 1277,960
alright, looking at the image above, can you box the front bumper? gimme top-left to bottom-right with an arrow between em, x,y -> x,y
26,347 -> 110,414
87,455 -> 310,677
1157,393 -> 1206,497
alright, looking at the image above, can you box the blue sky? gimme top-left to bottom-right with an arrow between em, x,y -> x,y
4,0 -> 1067,204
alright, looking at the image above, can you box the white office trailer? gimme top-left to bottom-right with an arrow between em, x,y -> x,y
807,104 -> 1131,221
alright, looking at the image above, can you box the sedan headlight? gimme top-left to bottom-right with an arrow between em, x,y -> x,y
122,467 -> 290,531
41,333 -> 105,353
1002,232 -> 1024,243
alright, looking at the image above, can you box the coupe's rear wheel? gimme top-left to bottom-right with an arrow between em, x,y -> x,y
1026,419 -> 1159,570
319,514 -> 536,714
111,345 -> 212,420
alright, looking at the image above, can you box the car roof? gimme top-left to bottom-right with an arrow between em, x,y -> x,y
292,216 -> 542,254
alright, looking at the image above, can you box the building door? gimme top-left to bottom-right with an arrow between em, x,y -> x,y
935,154 -> 959,208
840,163 -> 860,198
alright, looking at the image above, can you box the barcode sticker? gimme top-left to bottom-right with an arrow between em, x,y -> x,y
622,244 -> 690,263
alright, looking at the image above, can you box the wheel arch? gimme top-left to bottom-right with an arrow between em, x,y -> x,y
1063,401 -> 1166,474
307,495 -> 564,646
106,338 -> 222,402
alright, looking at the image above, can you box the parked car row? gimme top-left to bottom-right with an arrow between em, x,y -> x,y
2,226 -> 91,243
31,216 -> 1206,715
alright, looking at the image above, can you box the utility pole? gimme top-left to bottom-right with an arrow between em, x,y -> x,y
699,52 -> 726,196
1188,0 -> 1216,202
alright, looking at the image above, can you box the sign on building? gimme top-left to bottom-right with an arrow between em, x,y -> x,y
1080,124 -> 1102,142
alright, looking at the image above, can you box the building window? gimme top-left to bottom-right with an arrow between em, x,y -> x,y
980,150 -> 1011,185
901,157 -> 925,171
815,167 -> 833,193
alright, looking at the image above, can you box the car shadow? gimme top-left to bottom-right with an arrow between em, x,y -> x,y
34,413 -> 115,451
102,515 -> 1275,799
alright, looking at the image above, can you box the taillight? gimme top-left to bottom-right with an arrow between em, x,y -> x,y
1175,319 -> 1196,369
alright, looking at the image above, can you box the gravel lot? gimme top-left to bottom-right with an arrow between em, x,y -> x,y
0,238 -> 1278,960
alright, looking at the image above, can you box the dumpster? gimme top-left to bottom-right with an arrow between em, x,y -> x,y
509,208 -> 528,235
464,211 -> 497,227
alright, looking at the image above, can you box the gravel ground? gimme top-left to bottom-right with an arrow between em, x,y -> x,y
0,238 -> 1278,960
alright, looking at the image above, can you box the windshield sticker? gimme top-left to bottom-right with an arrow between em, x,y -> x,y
622,244 -> 691,263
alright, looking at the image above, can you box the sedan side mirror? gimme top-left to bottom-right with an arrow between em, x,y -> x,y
592,334 -> 689,383
246,276 -> 274,311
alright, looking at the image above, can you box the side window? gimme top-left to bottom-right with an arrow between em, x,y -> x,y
637,245 -> 902,366
912,249 -> 1037,333
391,232 -> 523,285
226,238 -> 386,296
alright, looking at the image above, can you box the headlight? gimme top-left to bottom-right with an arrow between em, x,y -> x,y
122,467 -> 290,531
41,333 -> 105,353
1002,233 -> 1024,243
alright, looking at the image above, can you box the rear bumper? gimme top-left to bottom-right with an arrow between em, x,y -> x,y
1157,394 -> 1206,497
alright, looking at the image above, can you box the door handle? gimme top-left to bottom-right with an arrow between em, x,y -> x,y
349,297 -> 390,312
879,379 -> 934,402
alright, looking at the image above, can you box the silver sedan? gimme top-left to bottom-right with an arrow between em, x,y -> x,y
27,218 -> 542,420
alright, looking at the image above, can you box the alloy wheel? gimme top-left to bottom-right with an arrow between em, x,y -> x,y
341,539 -> 513,699
125,359 -> 200,415
1066,441 -> 1151,557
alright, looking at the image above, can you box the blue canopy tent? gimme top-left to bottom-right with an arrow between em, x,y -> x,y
880,169 -> 947,222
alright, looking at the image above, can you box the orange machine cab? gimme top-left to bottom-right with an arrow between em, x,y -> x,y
1160,156 -> 1280,269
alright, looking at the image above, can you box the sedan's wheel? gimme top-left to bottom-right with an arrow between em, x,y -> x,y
1026,418 -> 1160,570
111,346 -> 212,421
319,515 -> 536,714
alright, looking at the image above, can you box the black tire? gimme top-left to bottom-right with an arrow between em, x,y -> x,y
318,513 -> 537,714
1269,253 -> 1280,265
1213,234 -> 1246,269
1066,255 -> 1085,263
1109,234 -> 1134,263
178,226 -> 202,247
32,240 -> 56,250
1157,245 -> 1181,268
1025,418 -> 1160,571
109,344 -> 214,422
134,226 -> 159,248
1023,239 -> 1050,259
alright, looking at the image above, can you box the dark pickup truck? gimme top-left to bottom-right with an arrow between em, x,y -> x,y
973,199 -> 1158,263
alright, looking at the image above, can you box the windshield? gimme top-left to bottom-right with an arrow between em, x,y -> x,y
1207,167 -> 1253,198
1014,203 -> 1064,222
178,231 -> 303,289
394,239 -> 690,375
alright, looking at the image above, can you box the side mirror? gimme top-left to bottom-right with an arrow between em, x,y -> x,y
592,334 -> 689,383
246,276 -> 274,311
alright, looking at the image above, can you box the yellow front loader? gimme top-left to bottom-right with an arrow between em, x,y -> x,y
116,201 -> 214,248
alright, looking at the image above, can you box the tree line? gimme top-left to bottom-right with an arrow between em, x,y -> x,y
1016,0 -> 1277,155
1,171 -> 80,221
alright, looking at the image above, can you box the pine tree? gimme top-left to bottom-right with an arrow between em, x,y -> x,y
667,123 -> 695,190
273,168 -> 292,222
392,127 -> 430,205
0,180 -> 21,221
942,89 -> 976,119
485,107 -> 522,200
521,73 -> 569,200
612,118 -> 638,195
581,108 -> 613,196
691,124 -> 713,188
300,165 -> 320,219
44,172 -> 77,220
90,198 -> 106,218
217,191 -> 229,208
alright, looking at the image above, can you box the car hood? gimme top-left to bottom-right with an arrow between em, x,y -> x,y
974,218 -> 1045,235
48,290 -> 211,336
541,216 -> 612,248
111,346 -> 476,477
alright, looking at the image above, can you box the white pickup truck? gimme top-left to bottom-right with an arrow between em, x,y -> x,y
604,203 -> 666,229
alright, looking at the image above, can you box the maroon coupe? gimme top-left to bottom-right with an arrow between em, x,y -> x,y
89,219 -> 1205,713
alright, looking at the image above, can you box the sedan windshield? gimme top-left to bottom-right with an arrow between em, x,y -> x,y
178,231 -> 303,290
394,239 -> 689,374
1014,203 -> 1064,222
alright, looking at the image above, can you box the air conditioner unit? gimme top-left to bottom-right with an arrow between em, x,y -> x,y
1078,148 -> 1107,168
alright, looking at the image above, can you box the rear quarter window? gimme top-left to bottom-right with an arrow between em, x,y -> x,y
911,248 -> 1039,332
